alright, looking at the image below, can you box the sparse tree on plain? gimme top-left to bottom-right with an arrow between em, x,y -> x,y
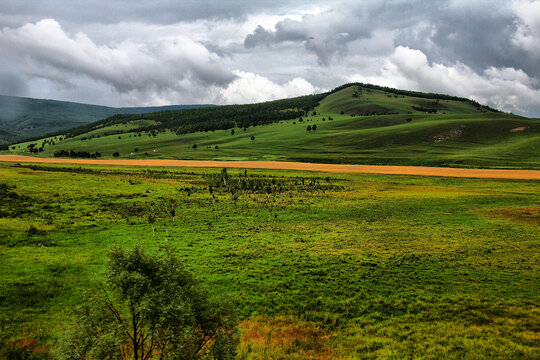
58,246 -> 238,360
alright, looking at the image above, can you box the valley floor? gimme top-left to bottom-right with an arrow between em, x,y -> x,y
0,161 -> 538,359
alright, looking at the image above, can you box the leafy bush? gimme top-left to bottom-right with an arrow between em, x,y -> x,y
58,246 -> 238,360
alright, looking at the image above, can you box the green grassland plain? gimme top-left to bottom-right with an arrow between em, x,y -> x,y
6,86 -> 540,169
0,162 -> 538,359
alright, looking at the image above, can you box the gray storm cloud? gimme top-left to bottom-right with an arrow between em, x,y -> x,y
244,9 -> 371,65
0,0 -> 315,26
0,73 -> 27,96
0,19 -> 236,95
0,1 -> 539,116
243,1 -> 540,75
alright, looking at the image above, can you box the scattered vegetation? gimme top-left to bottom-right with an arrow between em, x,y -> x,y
53,149 -> 102,158
0,162 -> 538,358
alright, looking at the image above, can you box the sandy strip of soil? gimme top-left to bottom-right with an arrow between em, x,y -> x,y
1,155 -> 539,180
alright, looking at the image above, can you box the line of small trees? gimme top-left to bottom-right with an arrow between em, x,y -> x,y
54,149 -> 102,158
412,105 -> 438,113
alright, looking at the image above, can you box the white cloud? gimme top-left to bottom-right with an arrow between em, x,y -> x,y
345,46 -> 540,115
0,19 -> 235,97
220,71 -> 318,104
0,17 -> 320,107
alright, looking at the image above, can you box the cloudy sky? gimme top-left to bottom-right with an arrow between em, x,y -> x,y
1,0 -> 539,116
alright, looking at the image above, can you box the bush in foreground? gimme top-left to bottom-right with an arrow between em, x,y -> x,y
58,245 -> 238,360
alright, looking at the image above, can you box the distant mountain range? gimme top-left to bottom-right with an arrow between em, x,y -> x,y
0,94 -> 212,144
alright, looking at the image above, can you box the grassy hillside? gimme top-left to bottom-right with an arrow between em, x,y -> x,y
0,94 -> 212,144
319,85 -> 489,115
0,163 -> 538,358
5,84 -> 540,169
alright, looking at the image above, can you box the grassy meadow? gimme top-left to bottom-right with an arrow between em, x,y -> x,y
0,161 -> 538,358
6,85 -> 540,169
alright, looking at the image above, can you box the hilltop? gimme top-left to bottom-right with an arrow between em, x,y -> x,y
0,94 -> 212,144
5,83 -> 540,169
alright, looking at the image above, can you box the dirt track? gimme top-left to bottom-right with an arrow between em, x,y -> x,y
1,155 -> 539,180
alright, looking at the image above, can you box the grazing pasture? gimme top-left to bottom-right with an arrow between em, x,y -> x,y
0,162 -> 538,358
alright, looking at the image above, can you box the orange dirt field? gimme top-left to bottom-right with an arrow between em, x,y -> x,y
1,155 -> 539,180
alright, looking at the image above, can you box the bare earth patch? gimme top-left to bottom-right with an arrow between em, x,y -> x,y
484,206 -> 540,224
510,126 -> 526,132
433,128 -> 464,143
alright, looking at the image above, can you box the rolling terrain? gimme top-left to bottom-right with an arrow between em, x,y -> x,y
0,84 -> 538,358
0,94 -> 212,144
5,84 -> 539,169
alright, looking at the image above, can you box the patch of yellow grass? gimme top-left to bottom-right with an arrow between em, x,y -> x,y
238,316 -> 333,360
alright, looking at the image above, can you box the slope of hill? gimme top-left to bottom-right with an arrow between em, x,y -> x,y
0,94 -> 212,144
5,84 -> 539,169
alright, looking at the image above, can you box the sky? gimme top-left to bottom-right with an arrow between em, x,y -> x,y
0,0 -> 539,117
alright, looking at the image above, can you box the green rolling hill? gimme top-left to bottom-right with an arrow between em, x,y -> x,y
5,83 -> 540,169
0,94 -> 212,144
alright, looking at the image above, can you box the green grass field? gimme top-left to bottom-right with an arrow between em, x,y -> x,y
1,162 -> 538,358
6,86 -> 539,169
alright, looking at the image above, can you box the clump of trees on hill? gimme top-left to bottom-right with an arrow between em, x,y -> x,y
53,93 -> 326,140
412,105 -> 438,113
54,149 -> 102,158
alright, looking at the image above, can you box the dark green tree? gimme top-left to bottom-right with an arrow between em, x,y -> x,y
58,246 -> 238,360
